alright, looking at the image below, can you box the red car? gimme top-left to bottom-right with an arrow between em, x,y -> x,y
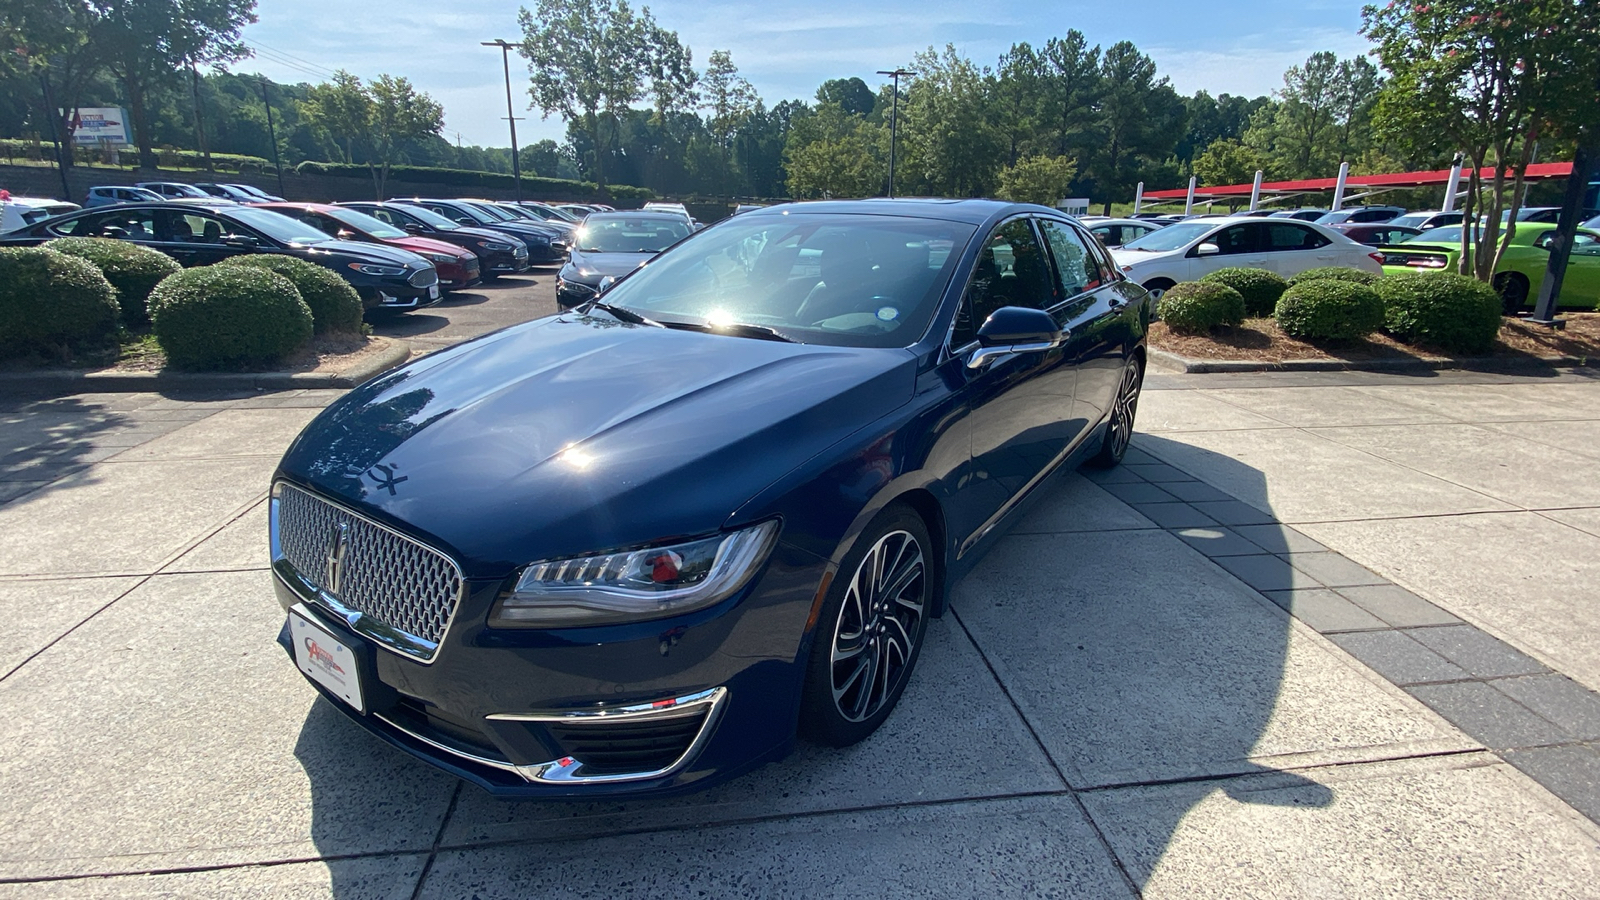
256,202 -> 481,292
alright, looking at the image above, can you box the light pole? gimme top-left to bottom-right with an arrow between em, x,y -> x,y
876,68 -> 914,198
257,76 -> 287,198
483,40 -> 524,202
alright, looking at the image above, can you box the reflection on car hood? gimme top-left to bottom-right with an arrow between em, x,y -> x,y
301,238 -> 427,266
562,249 -> 655,283
277,315 -> 917,576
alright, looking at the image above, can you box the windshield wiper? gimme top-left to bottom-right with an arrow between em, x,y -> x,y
581,300 -> 661,326
662,320 -> 796,343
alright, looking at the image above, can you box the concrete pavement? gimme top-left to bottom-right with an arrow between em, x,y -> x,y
1,368 -> 1598,897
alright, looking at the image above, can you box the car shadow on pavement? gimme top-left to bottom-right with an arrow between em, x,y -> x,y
438,292 -> 489,307
367,314 -> 451,338
294,442 -> 1336,896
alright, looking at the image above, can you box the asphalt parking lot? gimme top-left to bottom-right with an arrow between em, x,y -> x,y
1,367 -> 1599,897
367,267 -> 560,357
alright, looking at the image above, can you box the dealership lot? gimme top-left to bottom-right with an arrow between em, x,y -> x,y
1,367 -> 1599,897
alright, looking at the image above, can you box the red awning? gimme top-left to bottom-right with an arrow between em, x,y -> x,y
1144,162 -> 1576,201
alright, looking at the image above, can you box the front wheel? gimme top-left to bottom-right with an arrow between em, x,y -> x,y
799,505 -> 933,747
1494,272 -> 1530,315
1142,279 -> 1175,303
1088,355 -> 1144,468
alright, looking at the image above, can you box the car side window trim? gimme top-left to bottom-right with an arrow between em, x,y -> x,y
942,214 -> 1056,358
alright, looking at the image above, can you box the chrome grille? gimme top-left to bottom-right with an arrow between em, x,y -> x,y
274,484 -> 462,661
409,268 -> 439,288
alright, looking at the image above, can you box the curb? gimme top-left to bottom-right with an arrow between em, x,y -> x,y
1148,345 -> 1595,375
0,339 -> 413,394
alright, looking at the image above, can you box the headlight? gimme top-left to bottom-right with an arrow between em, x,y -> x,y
347,263 -> 406,276
477,240 -> 515,251
491,520 -> 780,627
423,252 -> 455,265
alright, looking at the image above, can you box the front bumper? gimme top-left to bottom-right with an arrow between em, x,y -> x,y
271,525 -> 822,798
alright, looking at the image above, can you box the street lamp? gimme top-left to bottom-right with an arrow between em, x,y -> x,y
483,39 -> 524,202
876,68 -> 914,198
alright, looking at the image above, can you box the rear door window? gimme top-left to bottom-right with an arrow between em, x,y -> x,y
1038,219 -> 1104,298
1264,223 -> 1329,252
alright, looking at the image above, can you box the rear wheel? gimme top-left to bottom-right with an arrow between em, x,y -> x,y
1142,278 -> 1176,303
799,505 -> 932,747
1494,272 -> 1530,315
1088,355 -> 1145,468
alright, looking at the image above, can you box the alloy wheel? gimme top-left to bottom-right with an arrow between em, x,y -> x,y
829,530 -> 927,723
1108,362 -> 1142,460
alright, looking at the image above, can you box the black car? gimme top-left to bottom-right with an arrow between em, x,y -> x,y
340,201 -> 531,280
464,200 -> 576,248
392,198 -> 564,263
1332,223 -> 1423,247
556,211 -> 691,308
1315,206 -> 1406,226
0,203 -> 442,312
269,198 -> 1150,799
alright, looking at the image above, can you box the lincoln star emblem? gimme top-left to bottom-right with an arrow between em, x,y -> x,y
365,463 -> 409,496
325,521 -> 351,594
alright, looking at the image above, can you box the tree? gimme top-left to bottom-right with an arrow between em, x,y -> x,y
997,155 -> 1076,205
518,0 -> 687,193
900,45 -> 1005,197
702,50 -> 757,156
1088,41 -> 1184,214
3,0 -> 102,169
1192,138 -> 1264,187
783,102 -> 883,198
815,78 -> 875,117
91,0 -> 257,169
301,70 -> 443,198
1039,31 -> 1102,160
1365,0 -> 1598,282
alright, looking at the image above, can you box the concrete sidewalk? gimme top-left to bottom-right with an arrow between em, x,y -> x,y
0,372 -> 1597,897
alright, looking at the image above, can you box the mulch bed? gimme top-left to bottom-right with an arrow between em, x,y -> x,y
1,332 -> 392,376
1151,312 -> 1600,364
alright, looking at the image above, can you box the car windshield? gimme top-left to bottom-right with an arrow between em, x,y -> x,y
324,207 -> 407,239
470,203 -> 515,221
391,204 -> 459,231
598,214 -> 973,349
1122,222 -> 1215,252
1410,225 -> 1475,244
574,217 -> 691,253
224,207 -> 334,244
1389,214 -> 1431,228
539,205 -> 580,222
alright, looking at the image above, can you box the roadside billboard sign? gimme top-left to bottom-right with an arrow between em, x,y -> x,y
67,108 -> 132,146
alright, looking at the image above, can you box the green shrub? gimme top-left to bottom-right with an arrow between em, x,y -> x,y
218,255 -> 364,333
1157,281 -> 1246,334
42,237 -> 181,326
0,247 -> 120,360
1287,266 -> 1381,287
1376,272 -> 1503,355
1200,267 -> 1289,317
148,266 -> 313,369
1274,280 -> 1386,341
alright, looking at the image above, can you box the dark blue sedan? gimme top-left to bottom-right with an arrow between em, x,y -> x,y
269,199 -> 1149,797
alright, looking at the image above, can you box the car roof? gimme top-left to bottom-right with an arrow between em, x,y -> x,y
742,198 -> 1055,226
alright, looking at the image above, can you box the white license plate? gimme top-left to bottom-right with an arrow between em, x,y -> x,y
428,285 -> 440,299
289,607 -> 365,713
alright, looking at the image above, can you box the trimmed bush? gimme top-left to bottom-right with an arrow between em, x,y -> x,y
1157,281 -> 1246,334
1376,272 -> 1503,355
218,255 -> 364,333
0,247 -> 120,360
1287,266 -> 1381,288
1274,280 -> 1386,341
43,237 -> 181,326
148,266 -> 314,369
1200,267 -> 1289,317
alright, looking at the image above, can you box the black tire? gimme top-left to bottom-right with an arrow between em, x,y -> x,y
1495,272 -> 1530,315
799,504 -> 933,747
1142,279 -> 1176,303
1088,355 -> 1145,468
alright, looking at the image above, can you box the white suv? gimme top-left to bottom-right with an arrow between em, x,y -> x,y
1111,218 -> 1383,300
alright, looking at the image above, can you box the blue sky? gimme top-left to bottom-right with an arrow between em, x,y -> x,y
239,1 -> 1373,148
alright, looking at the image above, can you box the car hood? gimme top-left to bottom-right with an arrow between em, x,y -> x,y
448,226 -> 524,246
299,238 -> 428,266
484,221 -> 559,241
386,235 -> 471,259
277,314 -> 917,577
562,249 -> 656,283
1110,246 -> 1180,267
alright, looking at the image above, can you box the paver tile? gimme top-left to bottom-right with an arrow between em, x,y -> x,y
1407,682 -> 1569,749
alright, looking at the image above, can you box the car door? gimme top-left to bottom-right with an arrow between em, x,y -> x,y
946,217 -> 1071,552
1038,218 -> 1131,431
1187,222 -> 1267,279
1557,231 -> 1600,305
1260,221 -> 1336,277
156,210 -> 258,267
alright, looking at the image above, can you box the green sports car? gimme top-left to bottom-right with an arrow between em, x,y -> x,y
1375,223 -> 1600,313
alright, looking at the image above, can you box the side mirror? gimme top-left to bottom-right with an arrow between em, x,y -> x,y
223,234 -> 260,249
455,217 -> 473,225
401,222 -> 423,234
1195,242 -> 1221,256
969,306 -> 1064,369
597,275 -> 617,294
